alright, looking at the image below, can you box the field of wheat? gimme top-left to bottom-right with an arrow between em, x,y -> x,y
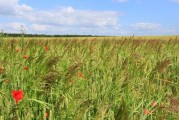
0,36 -> 179,120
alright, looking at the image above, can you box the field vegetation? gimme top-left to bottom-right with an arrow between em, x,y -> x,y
0,35 -> 179,119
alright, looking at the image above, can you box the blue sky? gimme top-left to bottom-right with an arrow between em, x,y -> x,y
0,0 -> 179,36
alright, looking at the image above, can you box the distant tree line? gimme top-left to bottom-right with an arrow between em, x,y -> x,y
1,33 -> 106,37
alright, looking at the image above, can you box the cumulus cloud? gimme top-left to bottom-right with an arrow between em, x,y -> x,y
0,22 -> 27,33
173,0 -> 179,3
21,7 -> 120,28
0,0 -> 33,15
0,0 -> 121,35
22,7 -> 121,35
0,0 -> 123,35
31,24 -> 52,32
0,0 -> 18,15
131,22 -> 161,31
0,0 -> 178,36
125,22 -> 177,35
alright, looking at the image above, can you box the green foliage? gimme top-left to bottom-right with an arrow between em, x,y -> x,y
0,37 -> 179,119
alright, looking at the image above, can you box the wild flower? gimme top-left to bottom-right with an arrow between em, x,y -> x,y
0,66 -> 4,73
4,79 -> 8,83
16,49 -> 19,52
23,55 -> 28,59
12,90 -> 24,104
45,112 -> 48,118
143,109 -> 150,115
152,102 -> 157,107
77,72 -> 83,78
45,46 -> 49,51
24,66 -> 28,70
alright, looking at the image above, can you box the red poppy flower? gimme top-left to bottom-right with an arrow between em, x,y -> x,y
4,79 -> 8,83
143,109 -> 150,115
77,72 -> 83,78
12,90 -> 24,103
23,55 -> 28,59
0,67 -> 4,73
45,46 -> 49,51
16,49 -> 19,52
45,112 -> 48,118
24,66 -> 28,70
151,102 -> 157,107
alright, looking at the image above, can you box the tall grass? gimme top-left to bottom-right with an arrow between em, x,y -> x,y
0,36 -> 179,119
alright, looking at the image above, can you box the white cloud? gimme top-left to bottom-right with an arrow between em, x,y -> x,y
173,0 -> 179,3
16,4 -> 34,15
31,24 -> 52,32
0,0 -> 121,35
124,22 -> 178,36
20,7 -> 120,28
131,22 -> 161,31
0,0 -> 33,15
0,0 -> 178,36
0,22 -> 27,33
0,0 -> 18,15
